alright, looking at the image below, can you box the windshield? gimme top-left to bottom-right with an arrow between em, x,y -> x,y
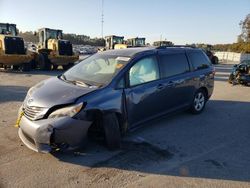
0,24 -> 16,36
63,53 -> 130,86
241,60 -> 250,66
113,37 -> 123,44
136,39 -> 145,46
46,30 -> 62,39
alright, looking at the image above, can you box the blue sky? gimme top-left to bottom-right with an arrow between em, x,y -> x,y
0,0 -> 249,44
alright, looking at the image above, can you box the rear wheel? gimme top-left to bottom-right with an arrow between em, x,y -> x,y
102,113 -> 121,150
190,89 -> 207,114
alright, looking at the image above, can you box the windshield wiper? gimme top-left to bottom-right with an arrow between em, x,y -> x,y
61,75 -> 96,87
61,74 -> 67,81
72,80 -> 90,87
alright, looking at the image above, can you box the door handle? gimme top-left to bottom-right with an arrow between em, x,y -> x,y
166,81 -> 175,87
157,84 -> 165,90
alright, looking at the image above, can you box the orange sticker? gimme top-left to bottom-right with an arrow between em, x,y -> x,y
116,64 -> 124,69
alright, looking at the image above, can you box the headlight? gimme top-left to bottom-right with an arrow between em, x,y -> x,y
48,102 -> 83,119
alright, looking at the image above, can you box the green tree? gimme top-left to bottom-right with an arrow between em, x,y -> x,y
239,14 -> 250,42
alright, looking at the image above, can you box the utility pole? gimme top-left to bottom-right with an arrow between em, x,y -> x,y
101,0 -> 104,39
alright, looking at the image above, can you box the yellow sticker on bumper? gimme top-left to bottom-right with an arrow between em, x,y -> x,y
15,111 -> 24,128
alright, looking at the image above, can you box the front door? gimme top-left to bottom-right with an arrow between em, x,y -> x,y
124,55 -> 162,127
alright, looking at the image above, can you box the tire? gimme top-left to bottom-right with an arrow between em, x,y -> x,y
212,56 -> 219,64
102,113 -> 121,150
20,63 -> 31,72
38,53 -> 51,70
228,73 -> 234,84
190,89 -> 207,114
12,65 -> 19,70
52,65 -> 58,70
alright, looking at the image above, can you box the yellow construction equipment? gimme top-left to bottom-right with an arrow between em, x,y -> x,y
105,35 -> 127,50
35,28 -> 79,70
0,23 -> 33,71
127,37 -> 146,47
104,36 -> 146,50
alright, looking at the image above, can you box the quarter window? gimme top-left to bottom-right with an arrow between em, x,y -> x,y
159,53 -> 190,78
189,51 -> 211,70
129,56 -> 159,86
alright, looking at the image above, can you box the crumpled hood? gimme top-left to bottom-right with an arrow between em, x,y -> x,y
25,77 -> 97,108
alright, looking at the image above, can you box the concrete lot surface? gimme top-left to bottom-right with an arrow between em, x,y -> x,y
0,64 -> 250,187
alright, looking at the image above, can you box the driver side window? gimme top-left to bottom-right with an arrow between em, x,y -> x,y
129,56 -> 159,86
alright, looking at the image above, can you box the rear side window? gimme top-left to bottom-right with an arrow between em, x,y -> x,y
159,53 -> 190,78
188,51 -> 211,70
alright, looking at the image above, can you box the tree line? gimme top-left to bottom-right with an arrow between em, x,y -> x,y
19,31 -> 105,46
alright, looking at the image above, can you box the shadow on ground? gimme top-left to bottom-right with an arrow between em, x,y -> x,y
52,99 -> 250,182
0,68 -> 63,77
0,85 -> 29,103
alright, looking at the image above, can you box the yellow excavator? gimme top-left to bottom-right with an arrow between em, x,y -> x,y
0,23 -> 33,71
35,28 -> 79,70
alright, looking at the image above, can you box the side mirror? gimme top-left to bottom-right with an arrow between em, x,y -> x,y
34,31 -> 37,36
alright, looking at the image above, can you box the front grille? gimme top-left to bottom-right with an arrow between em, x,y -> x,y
4,36 -> 26,55
23,106 -> 46,121
58,40 -> 73,56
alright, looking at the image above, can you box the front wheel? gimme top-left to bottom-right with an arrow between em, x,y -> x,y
190,89 -> 207,114
102,113 -> 121,150
20,63 -> 31,72
212,56 -> 219,64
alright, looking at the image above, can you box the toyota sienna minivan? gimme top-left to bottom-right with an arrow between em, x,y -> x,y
16,46 -> 214,153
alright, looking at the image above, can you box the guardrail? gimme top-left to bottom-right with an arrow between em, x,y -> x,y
214,52 -> 250,64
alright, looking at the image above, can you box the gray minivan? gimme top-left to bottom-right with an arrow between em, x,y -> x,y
17,46 -> 214,153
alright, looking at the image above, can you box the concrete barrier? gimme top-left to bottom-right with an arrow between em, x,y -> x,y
215,52 -> 250,64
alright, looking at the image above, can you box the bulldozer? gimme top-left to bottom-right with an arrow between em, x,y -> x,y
104,35 -> 126,50
0,23 -> 33,71
35,28 -> 79,70
127,37 -> 146,47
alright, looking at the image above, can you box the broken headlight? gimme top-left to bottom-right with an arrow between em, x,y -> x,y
48,102 -> 83,119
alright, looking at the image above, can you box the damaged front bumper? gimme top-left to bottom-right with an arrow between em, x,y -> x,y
18,115 -> 92,153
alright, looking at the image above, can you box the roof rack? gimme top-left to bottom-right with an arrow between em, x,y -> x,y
156,45 -> 197,49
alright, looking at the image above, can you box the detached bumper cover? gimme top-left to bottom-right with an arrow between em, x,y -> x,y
18,115 -> 92,153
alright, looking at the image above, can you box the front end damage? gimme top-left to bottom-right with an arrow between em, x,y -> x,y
18,114 -> 92,153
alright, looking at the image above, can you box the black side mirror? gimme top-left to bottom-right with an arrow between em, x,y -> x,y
34,31 -> 37,36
